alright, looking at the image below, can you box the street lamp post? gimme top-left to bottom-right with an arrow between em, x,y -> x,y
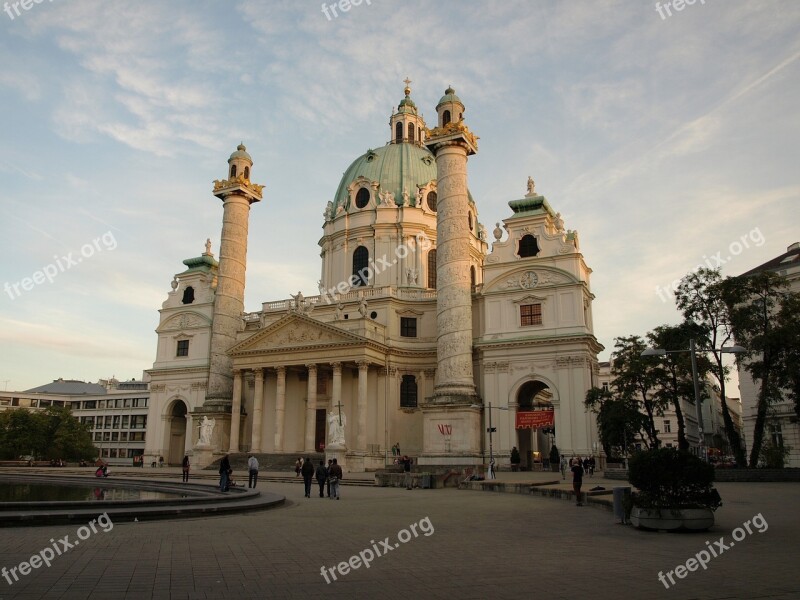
475,402 -> 509,478
641,340 -> 745,461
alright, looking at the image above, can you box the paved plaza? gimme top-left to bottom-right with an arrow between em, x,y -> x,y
0,471 -> 798,599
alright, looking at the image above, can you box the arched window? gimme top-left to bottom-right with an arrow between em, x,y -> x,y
427,249 -> 437,289
468,212 -> 473,231
408,123 -> 415,143
426,191 -> 437,211
230,165 -> 237,178
400,375 -> 418,408
442,110 -> 451,126
355,188 -> 370,209
395,122 -> 403,143
181,286 -> 195,305
243,166 -> 250,179
470,265 -> 476,287
352,246 -> 369,287
518,234 -> 540,258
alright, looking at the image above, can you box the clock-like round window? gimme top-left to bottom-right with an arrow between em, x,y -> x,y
427,191 -> 437,211
355,188 -> 370,209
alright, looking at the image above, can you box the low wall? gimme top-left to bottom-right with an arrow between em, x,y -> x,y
460,480 -> 614,511
603,467 -> 800,483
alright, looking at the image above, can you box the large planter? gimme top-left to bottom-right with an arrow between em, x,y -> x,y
630,507 -> 715,531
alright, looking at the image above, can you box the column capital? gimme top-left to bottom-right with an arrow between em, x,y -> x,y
275,365 -> 286,375
306,363 -> 318,373
232,368 -> 243,377
357,360 -> 369,371
254,368 -> 264,381
330,361 -> 342,371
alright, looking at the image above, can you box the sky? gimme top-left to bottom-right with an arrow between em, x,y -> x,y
0,0 -> 798,392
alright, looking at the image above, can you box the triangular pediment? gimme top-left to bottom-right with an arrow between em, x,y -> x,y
229,313 -> 372,355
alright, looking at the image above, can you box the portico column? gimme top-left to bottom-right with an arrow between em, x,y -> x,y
251,369 -> 264,452
228,369 -> 243,453
274,367 -> 286,452
331,362 -> 342,445
184,414 -> 192,454
305,364 -> 317,453
357,361 -> 368,451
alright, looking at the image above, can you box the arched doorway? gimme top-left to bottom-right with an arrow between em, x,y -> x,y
167,400 -> 187,466
516,381 -> 555,470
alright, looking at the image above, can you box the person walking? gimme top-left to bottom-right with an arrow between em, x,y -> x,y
301,455 -> 314,498
571,458 -> 584,506
295,457 -> 302,477
589,456 -> 596,476
247,454 -> 259,489
328,458 -> 343,500
401,455 -> 413,490
560,455 -> 567,481
181,455 -> 190,483
326,459 -> 333,497
219,454 -> 232,492
583,457 -> 590,476
488,458 -> 496,479
315,459 -> 328,498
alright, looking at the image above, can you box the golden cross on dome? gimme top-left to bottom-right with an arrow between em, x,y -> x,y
403,77 -> 412,95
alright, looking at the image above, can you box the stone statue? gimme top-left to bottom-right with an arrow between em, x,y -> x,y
554,212 -> 565,232
379,190 -> 396,207
324,201 -> 333,221
406,268 -> 418,285
493,222 -> 503,241
291,291 -> 304,313
328,410 -> 347,446
526,176 -> 536,196
335,303 -> 344,320
204,238 -> 212,255
402,189 -> 410,207
198,416 -> 215,446
358,297 -> 369,318
170,277 -> 179,291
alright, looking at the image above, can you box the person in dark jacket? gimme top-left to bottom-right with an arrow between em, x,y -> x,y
326,459 -> 333,497
219,455 -> 232,492
182,455 -> 190,483
315,460 -> 328,498
401,455 -> 413,490
301,456 -> 315,498
571,458 -> 584,506
328,458 -> 343,500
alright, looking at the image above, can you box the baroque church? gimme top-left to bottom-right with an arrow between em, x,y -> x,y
143,83 -> 604,471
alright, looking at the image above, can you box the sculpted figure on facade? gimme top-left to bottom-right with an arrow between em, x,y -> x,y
526,176 -> 536,196
358,296 -> 369,318
328,411 -> 347,446
198,416 -> 215,446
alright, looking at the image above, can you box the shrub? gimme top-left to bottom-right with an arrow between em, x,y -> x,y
510,447 -> 520,464
628,448 -> 722,511
549,444 -> 560,465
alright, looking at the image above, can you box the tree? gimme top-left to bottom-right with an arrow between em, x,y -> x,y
585,386 -> 648,460
646,323 -> 713,452
721,271 -> 800,467
609,335 -> 666,449
0,406 -> 95,461
675,268 -> 746,467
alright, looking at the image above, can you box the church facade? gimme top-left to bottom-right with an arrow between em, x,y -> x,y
143,83 -> 603,471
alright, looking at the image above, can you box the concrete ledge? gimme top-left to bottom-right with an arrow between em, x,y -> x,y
713,468 -> 800,482
459,480 -> 614,511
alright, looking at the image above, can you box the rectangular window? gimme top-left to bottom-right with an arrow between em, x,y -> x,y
131,415 -> 147,429
601,382 -> 609,392
400,317 -> 417,338
120,432 -> 129,442
113,416 -> 120,429
94,432 -> 102,441
520,303 -> 542,326
664,420 -> 671,433
770,423 -> 783,447
122,415 -> 129,429
124,398 -> 131,408
111,432 -> 119,441
400,375 -> 418,408
177,340 -> 189,357
130,432 -> 146,442
104,416 -> 112,429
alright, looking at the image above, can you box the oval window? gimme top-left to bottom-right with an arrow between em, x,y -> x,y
427,191 -> 437,211
355,188 -> 370,209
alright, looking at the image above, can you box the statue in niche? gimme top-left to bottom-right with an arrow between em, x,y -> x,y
328,410 -> 347,447
198,416 -> 215,446
406,268 -> 418,285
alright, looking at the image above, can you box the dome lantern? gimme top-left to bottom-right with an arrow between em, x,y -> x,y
389,78 -> 427,146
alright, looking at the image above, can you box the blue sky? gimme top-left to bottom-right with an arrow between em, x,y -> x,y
1,0 -> 798,391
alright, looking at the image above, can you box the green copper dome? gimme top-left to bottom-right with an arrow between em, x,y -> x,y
228,143 -> 252,163
436,86 -> 463,108
332,143 -> 436,212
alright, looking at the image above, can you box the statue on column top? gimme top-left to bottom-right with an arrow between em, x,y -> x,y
526,176 -> 536,196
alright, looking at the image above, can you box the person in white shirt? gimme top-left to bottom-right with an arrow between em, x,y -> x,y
247,455 -> 260,489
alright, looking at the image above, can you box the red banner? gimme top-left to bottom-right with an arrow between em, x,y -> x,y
515,410 -> 554,430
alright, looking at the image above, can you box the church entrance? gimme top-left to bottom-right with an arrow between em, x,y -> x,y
315,409 -> 326,452
515,381 -> 555,471
167,400 -> 188,466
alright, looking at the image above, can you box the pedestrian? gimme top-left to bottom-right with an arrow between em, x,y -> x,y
401,455 -> 413,490
247,454 -> 259,488
589,456 -> 596,476
571,458 -> 584,506
488,458 -> 496,479
391,443 -> 397,457
301,455 -> 314,498
326,459 -> 333,497
182,454 -> 190,483
583,457 -> 590,476
328,458 -> 343,500
315,460 -> 328,498
295,457 -> 302,477
219,454 -> 232,492
395,442 -> 401,456
560,455 -> 567,480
